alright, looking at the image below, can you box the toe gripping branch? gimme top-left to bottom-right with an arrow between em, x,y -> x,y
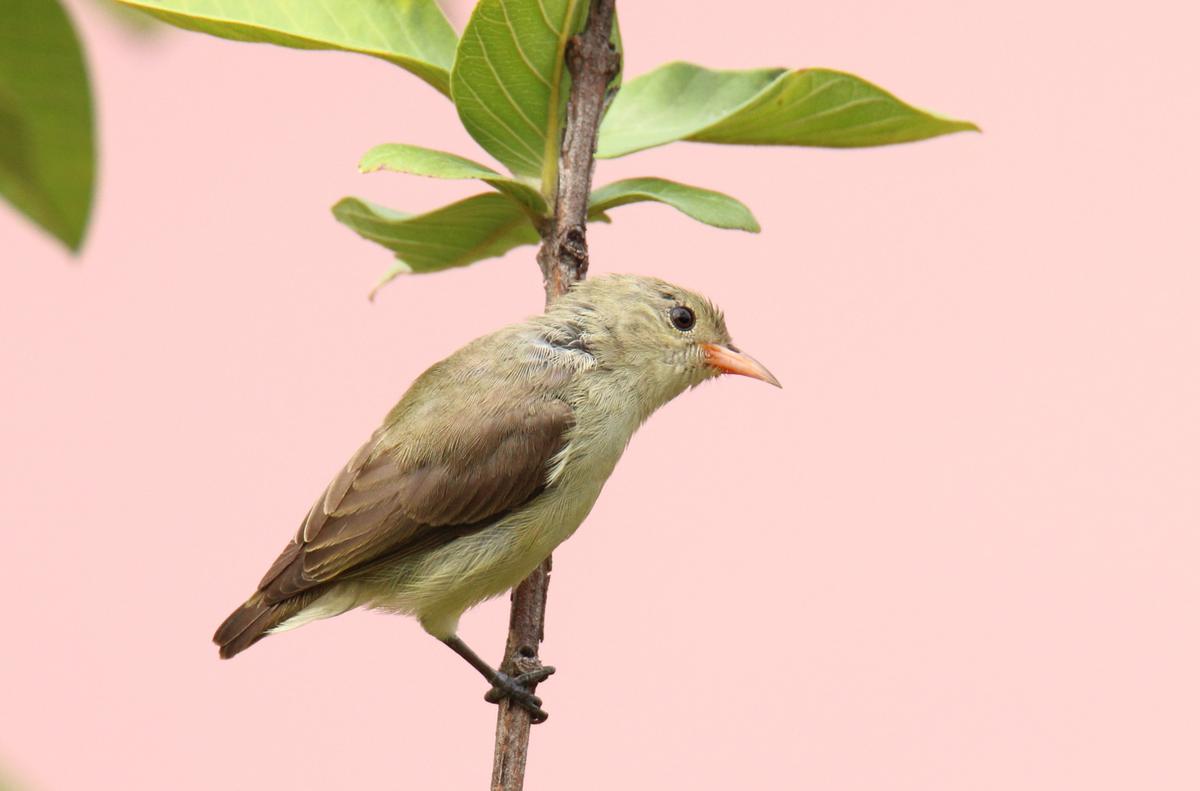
485,664 -> 556,724
443,635 -> 556,724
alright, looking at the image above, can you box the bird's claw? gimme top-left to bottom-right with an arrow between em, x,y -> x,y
484,667 -> 556,724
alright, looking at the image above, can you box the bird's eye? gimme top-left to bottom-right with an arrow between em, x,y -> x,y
670,306 -> 695,331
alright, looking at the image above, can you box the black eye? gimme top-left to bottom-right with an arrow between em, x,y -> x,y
670,306 -> 695,331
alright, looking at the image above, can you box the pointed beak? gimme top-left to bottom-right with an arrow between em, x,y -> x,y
701,343 -> 782,388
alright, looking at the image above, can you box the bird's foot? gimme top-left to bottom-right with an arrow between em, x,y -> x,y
484,666 -> 555,724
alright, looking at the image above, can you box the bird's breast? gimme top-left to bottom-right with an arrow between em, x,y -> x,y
519,403 -> 641,552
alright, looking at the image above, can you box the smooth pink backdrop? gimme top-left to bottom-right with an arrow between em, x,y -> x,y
3,1 -> 1198,789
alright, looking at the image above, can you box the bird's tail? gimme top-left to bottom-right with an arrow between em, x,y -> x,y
213,592 -> 304,659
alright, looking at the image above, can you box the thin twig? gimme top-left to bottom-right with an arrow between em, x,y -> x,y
535,0 -> 621,305
491,2 -> 620,789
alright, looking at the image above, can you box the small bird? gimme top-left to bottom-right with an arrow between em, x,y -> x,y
214,274 -> 778,720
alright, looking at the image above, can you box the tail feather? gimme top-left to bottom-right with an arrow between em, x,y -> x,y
213,593 -> 305,659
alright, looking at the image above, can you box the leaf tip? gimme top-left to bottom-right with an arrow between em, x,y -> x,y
357,153 -> 381,174
330,196 -> 359,218
933,114 -> 982,135
49,218 -> 90,254
56,226 -> 88,254
368,260 -> 413,300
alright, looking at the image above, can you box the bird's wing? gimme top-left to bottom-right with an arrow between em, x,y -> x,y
256,354 -> 575,606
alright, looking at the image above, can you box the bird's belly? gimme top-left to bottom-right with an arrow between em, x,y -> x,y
366,473 -> 608,637
358,419 -> 633,637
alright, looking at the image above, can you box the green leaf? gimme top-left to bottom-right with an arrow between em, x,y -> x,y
0,0 -> 95,251
597,62 -> 978,158
332,193 -> 540,289
116,0 -> 458,95
451,0 -> 586,186
589,177 -> 759,232
359,143 -> 548,217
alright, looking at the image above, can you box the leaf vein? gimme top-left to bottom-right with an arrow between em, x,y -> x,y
471,24 -> 548,140
457,79 -> 544,170
499,0 -> 552,88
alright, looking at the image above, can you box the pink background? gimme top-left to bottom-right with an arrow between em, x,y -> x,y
3,1 -> 1198,789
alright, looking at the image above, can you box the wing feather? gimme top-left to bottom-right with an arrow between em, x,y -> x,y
255,365 -> 575,607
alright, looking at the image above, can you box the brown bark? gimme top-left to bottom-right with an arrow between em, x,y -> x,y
535,0 -> 621,305
491,2 -> 620,790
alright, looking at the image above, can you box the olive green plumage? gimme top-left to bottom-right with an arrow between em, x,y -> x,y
214,274 -> 777,659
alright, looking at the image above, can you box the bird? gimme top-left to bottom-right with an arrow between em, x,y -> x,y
213,273 -> 779,721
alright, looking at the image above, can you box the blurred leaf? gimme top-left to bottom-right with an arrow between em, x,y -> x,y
0,89 -> 32,182
359,143 -> 547,216
597,62 -> 978,158
332,193 -> 540,291
588,177 -> 759,232
0,767 -> 18,791
451,0 -> 588,184
0,0 -> 95,251
116,0 -> 457,95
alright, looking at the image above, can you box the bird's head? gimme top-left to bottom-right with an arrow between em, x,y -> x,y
549,274 -> 780,412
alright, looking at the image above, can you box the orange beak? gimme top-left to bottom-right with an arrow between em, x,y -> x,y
701,343 -> 782,388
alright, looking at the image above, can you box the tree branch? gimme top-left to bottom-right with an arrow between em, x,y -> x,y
535,0 -> 620,305
491,2 -> 619,790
